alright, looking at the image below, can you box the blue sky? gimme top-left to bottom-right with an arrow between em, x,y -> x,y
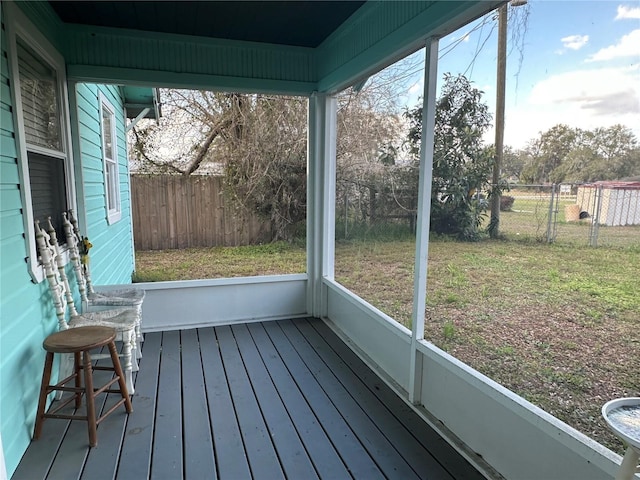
402,0 -> 640,149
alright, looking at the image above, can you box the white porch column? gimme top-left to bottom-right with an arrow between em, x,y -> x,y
409,38 -> 439,404
307,93 -> 337,318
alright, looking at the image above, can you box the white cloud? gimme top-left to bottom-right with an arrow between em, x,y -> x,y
498,65 -> 640,148
587,29 -> 640,62
615,5 -> 640,20
408,80 -> 423,95
561,34 -> 589,51
529,66 -> 640,113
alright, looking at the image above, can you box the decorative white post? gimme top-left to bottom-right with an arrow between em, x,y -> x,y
45,217 -> 79,317
409,38 -> 439,405
34,221 -> 69,331
62,212 -> 88,305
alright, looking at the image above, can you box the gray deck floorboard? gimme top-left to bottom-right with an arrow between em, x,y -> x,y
180,329 -> 216,480
217,325 -> 284,479
246,322 -> 351,479
278,319 -> 421,480
152,330 -> 183,479
12,318 -> 483,480
116,331 -> 161,480
296,319 -> 454,479
232,324 -> 318,479
198,327 -> 251,479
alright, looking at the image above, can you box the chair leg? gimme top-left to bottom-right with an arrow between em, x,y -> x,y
135,308 -> 143,359
131,337 -> 140,373
55,353 -> 74,400
74,352 -> 82,408
121,332 -> 135,395
34,352 -> 54,440
135,333 -> 143,360
82,350 -> 98,447
108,341 -> 133,413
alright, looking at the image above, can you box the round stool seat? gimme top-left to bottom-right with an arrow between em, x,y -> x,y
43,326 -> 116,353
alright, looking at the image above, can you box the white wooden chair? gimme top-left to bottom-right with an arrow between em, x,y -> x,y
45,216 -> 142,373
35,220 -> 138,394
63,211 -> 145,357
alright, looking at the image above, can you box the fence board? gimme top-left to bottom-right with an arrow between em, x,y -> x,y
131,175 -> 268,250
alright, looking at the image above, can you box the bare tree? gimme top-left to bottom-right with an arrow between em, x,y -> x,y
128,51 -> 423,241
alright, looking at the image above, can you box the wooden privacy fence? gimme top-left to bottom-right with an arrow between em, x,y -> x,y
131,175 -> 269,250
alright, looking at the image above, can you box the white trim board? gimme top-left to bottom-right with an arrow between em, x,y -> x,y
132,274 -> 308,332
4,1 -> 77,283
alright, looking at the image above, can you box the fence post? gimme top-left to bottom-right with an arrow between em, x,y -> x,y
590,185 -> 603,247
546,183 -> 556,243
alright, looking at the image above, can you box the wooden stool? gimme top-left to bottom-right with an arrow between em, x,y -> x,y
33,326 -> 133,447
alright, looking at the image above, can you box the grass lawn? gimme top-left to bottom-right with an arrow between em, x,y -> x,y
135,238 -> 639,453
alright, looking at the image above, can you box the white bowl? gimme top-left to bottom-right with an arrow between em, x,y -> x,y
602,397 -> 640,449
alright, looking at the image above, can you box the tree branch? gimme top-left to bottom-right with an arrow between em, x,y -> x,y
132,127 -> 185,174
183,117 -> 233,175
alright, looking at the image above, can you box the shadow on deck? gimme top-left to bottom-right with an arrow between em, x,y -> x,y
13,318 -> 484,479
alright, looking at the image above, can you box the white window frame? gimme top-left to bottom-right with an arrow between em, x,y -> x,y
5,3 -> 76,283
99,92 -> 122,224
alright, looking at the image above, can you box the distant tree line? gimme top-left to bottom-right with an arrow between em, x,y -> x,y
503,124 -> 640,185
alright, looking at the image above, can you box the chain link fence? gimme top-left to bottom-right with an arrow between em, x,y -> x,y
501,183 -> 640,248
335,179 -> 640,248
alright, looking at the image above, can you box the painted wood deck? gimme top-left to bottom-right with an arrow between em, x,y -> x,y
13,318 -> 484,480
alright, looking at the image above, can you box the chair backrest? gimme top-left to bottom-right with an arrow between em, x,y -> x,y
34,220 -> 74,330
62,212 -> 89,303
45,217 -> 80,316
65,210 -> 96,295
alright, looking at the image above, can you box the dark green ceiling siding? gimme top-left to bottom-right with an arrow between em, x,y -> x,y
49,1 -> 366,48
16,1 -> 503,95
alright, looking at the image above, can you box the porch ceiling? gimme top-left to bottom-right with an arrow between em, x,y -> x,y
48,1 -> 366,48
32,1 -> 502,94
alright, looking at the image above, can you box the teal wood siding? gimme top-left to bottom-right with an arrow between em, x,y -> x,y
0,15 -> 134,473
14,0 -> 65,54
75,83 -> 135,285
0,14 -> 61,478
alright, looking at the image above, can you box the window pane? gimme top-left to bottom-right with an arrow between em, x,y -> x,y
106,160 -> 118,211
17,41 -> 62,151
28,151 -> 68,240
102,107 -> 114,159
101,99 -> 120,219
